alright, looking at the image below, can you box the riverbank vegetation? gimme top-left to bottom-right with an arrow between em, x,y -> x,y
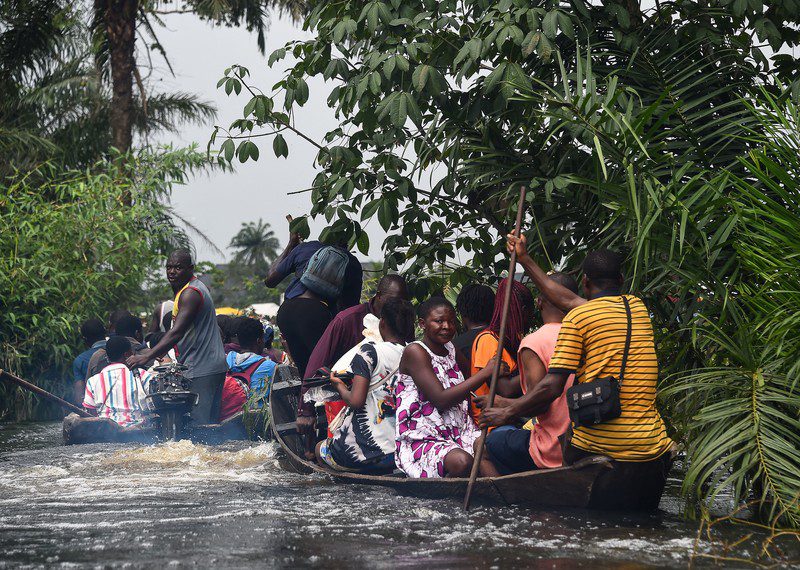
0,0 -> 299,419
212,0 -> 800,527
0,148 -> 210,419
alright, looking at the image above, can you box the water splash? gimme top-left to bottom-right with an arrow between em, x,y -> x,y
0,423 -> 795,568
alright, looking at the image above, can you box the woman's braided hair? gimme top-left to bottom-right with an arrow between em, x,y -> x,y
486,277 -> 535,355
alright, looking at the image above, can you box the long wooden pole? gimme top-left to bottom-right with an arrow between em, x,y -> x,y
0,369 -> 91,417
463,186 -> 527,511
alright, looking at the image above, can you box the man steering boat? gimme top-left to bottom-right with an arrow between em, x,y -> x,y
128,249 -> 227,424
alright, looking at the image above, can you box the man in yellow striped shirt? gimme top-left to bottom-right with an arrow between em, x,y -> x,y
478,234 -> 673,465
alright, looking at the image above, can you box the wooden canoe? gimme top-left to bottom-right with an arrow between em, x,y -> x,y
62,411 -> 249,445
269,365 -> 670,511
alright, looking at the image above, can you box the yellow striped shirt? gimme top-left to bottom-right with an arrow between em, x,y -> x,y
549,294 -> 672,461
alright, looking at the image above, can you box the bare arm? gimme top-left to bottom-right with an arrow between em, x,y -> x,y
331,373 -> 369,409
264,228 -> 301,288
472,350 -> 542,410
127,288 -> 202,368
519,347 -> 547,393
400,344 -> 498,412
495,374 -> 523,398
478,371 -> 569,428
507,233 -> 586,312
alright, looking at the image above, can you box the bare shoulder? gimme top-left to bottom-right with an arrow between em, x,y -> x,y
400,343 -> 429,373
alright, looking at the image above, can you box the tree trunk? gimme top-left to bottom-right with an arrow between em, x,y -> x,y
102,0 -> 138,154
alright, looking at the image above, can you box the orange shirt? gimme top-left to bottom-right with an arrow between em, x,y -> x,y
469,331 -> 517,420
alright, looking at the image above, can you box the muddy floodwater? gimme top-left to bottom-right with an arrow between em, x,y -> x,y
0,422 -> 796,568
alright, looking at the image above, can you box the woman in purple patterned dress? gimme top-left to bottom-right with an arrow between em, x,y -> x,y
395,297 -> 505,478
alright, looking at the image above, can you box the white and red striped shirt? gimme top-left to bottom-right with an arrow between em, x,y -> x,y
83,363 -> 151,426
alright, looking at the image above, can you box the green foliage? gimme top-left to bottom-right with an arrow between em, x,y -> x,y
212,0 -> 798,294
0,1 -> 216,171
207,263 -> 286,308
661,93 -> 800,528
0,146 -> 215,421
0,0 -> 307,164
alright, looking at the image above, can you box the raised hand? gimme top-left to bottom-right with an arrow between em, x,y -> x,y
506,232 -> 529,259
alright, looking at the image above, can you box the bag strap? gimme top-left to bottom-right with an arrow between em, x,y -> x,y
232,357 -> 266,385
619,296 -> 633,385
369,365 -> 400,392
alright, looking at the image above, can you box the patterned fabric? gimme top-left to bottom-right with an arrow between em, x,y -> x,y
83,363 -> 151,426
325,341 -> 403,470
395,341 -> 481,478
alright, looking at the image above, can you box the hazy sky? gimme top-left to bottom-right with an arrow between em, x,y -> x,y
152,10 -> 387,264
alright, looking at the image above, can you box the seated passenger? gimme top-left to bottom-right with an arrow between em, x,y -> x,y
315,298 -> 416,473
220,317 -> 277,421
72,318 -> 106,404
452,283 -> 494,362
469,277 -> 535,419
83,336 -> 151,427
477,273 -> 579,474
395,297 -> 506,478
480,234 -> 674,466
86,314 -> 148,379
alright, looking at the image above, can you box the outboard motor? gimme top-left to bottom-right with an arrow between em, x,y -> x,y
145,363 -> 198,441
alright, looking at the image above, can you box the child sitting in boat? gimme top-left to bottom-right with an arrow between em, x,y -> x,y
83,336 -> 151,427
219,317 -> 277,422
316,298 -> 416,473
395,297 -> 506,478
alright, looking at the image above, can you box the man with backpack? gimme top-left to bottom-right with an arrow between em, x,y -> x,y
264,221 -> 363,379
264,222 -> 363,314
219,317 -> 277,421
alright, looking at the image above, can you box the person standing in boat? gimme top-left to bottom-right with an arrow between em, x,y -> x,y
395,297 -> 506,479
297,274 -> 410,450
127,250 -> 227,424
475,272 -> 579,474
315,298 -> 416,473
452,284 -> 494,363
264,221 -> 363,379
479,235 -> 674,467
84,336 -> 151,427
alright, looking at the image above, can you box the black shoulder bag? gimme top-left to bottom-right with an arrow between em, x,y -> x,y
566,296 -> 632,428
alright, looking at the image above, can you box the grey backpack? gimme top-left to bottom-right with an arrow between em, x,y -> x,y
300,245 -> 349,299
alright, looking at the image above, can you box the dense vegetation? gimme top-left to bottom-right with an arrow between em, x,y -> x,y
0,0 -> 297,419
0,147 -> 209,419
213,0 -> 800,527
